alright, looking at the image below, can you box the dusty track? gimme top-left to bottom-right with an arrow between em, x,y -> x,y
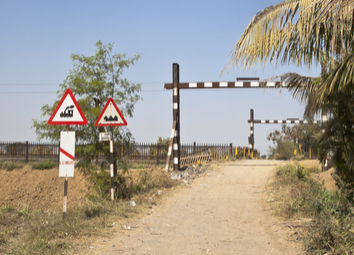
87,160 -> 300,255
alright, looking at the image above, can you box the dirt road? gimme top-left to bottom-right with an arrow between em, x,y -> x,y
88,160 -> 300,255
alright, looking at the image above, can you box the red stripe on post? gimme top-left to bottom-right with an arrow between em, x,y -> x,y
60,148 -> 75,161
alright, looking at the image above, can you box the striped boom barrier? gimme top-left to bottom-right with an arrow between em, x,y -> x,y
248,120 -> 321,124
164,63 -> 327,169
164,81 -> 286,89
248,108 -> 323,160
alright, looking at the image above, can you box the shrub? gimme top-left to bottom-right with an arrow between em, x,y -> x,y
31,160 -> 57,170
272,162 -> 354,254
0,160 -> 24,171
268,139 -> 296,160
275,162 -> 308,180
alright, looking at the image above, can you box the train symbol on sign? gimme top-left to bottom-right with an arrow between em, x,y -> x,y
60,105 -> 74,118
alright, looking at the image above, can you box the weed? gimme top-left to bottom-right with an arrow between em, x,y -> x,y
17,203 -> 32,218
276,162 -> 308,180
0,160 -> 24,171
1,164 -> 181,255
31,160 -> 57,170
271,162 -> 354,254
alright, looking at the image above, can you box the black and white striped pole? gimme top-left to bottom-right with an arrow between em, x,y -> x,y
95,98 -> 128,201
110,131 -> 114,201
173,63 -> 180,171
249,109 -> 254,158
322,108 -> 328,171
63,174 -> 68,220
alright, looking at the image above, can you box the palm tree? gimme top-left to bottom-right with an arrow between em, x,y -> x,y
225,0 -> 354,190
225,0 -> 354,73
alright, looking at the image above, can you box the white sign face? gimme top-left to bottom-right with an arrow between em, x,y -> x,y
52,96 -> 84,123
99,132 -> 112,142
48,88 -> 87,125
95,98 -> 127,127
59,131 -> 75,177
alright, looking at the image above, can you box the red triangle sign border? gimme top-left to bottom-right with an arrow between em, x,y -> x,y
48,88 -> 88,125
95,98 -> 127,127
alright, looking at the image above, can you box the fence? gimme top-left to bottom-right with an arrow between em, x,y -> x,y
0,141 -> 255,165
0,141 -> 59,162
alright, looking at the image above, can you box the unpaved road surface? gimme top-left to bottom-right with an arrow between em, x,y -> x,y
88,160 -> 300,255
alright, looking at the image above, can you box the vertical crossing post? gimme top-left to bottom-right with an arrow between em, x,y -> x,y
173,63 -> 180,171
110,139 -> 114,201
249,109 -> 254,158
322,108 -> 328,171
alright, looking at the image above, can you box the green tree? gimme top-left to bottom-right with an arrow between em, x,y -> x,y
267,122 -> 321,159
32,40 -> 142,174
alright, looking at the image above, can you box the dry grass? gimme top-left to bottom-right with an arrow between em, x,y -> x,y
0,166 -> 181,255
267,161 -> 354,254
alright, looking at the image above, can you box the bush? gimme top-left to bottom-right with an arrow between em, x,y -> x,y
31,160 -> 57,170
268,139 -> 296,160
272,162 -> 354,254
0,160 -> 24,171
275,162 -> 308,180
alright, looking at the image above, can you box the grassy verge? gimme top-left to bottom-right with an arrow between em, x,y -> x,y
0,160 -> 25,171
0,166 -> 181,255
269,161 -> 354,254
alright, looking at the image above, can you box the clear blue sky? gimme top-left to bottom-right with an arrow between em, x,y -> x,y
0,0 -> 320,156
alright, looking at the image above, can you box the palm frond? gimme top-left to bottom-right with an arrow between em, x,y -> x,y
224,0 -> 354,73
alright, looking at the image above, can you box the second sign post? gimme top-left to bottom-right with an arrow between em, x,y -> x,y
95,98 -> 127,201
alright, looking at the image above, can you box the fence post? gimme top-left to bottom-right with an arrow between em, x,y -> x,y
157,144 -> 160,165
25,141 -> 29,164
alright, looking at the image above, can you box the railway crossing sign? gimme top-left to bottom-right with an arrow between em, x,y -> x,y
95,98 -> 127,127
59,131 -> 75,177
48,88 -> 88,125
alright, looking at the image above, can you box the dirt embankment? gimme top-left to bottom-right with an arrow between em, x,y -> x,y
0,166 -> 90,211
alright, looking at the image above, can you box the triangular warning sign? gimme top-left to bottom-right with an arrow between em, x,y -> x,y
48,88 -> 88,125
95,98 -> 127,127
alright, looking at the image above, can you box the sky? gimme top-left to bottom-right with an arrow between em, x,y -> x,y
0,0 -> 321,156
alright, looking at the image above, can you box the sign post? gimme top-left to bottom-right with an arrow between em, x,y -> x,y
48,88 -> 87,220
95,98 -> 127,201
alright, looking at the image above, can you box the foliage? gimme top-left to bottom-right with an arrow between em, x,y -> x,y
16,203 -> 32,219
224,0 -> 354,72
87,164 -> 179,201
315,89 -> 354,196
31,160 -> 57,170
275,162 -> 308,180
227,0 -> 354,193
0,160 -> 24,171
32,40 -> 141,176
267,130 -> 295,160
267,122 -> 321,159
273,162 -> 354,254
30,146 -> 53,156
148,137 -> 170,159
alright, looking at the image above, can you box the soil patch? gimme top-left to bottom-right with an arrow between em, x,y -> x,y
0,166 -> 90,211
